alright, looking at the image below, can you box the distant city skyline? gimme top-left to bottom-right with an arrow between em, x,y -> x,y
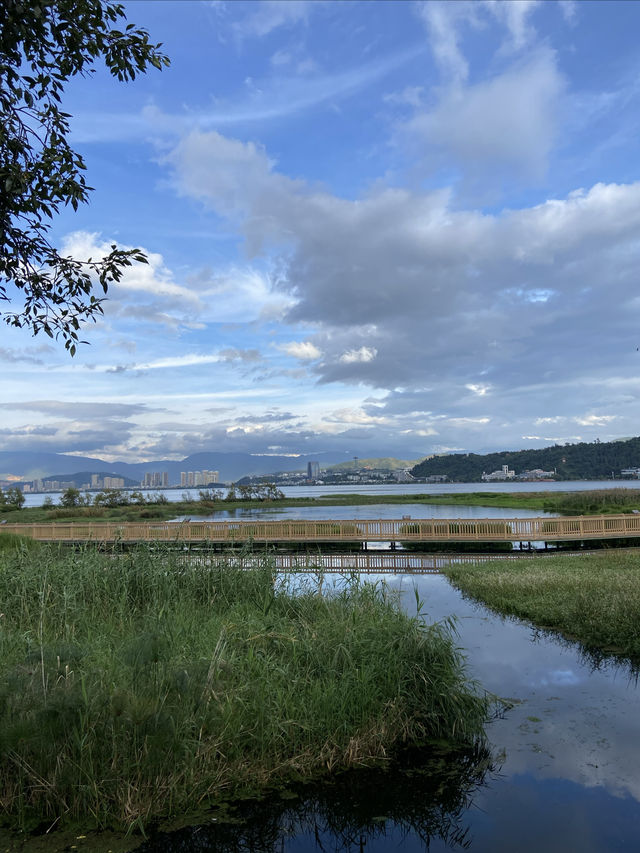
3,1 -> 640,462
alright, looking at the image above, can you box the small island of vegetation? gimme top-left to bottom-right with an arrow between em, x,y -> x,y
0,538 -> 493,835
445,551 -> 640,663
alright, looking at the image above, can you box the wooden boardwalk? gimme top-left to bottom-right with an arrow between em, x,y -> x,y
236,551 -> 555,574
3,514 -> 640,544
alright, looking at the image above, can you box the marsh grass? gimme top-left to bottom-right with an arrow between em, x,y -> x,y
542,488 -> 640,514
445,551 -> 640,661
0,544 -> 491,832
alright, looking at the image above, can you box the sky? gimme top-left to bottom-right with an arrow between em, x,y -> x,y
4,0 -> 640,465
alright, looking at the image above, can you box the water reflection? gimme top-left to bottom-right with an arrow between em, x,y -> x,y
137,744 -> 495,852
397,576 -> 640,809
172,503 -> 557,522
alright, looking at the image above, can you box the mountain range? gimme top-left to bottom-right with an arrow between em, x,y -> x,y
0,449 -> 423,485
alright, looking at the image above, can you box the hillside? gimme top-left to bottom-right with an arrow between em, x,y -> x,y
411,438 -> 640,482
326,457 -> 419,472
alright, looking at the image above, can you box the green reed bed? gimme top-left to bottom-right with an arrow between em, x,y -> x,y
542,488 -> 640,515
445,551 -> 640,660
0,545 -> 491,833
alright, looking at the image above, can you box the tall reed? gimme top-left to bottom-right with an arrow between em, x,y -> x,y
0,544 -> 491,832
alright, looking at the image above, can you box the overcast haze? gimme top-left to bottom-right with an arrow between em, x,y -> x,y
3,0 -> 640,464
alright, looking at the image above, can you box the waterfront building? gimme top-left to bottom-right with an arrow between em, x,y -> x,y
482,464 -> 516,481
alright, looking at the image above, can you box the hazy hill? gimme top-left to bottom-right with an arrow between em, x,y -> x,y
0,452 -> 116,481
411,438 -> 640,482
326,457 -> 419,472
0,448 -> 426,485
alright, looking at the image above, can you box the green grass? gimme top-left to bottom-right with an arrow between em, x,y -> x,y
541,488 -> 640,514
444,551 -> 640,660
0,544 -> 492,833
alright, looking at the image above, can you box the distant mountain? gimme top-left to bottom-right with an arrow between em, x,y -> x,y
0,452 -> 117,481
411,437 -> 640,482
0,448 -> 426,485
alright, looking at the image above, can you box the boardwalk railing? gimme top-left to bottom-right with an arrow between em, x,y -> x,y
3,514 -> 640,544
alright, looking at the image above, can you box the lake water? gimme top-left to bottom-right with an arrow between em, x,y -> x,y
135,570 -> 640,852
21,478 -> 640,508
171,503 -> 558,522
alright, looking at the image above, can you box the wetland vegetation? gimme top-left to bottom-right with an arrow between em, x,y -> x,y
445,550 -> 640,662
0,542 -> 493,835
6,488 -> 640,527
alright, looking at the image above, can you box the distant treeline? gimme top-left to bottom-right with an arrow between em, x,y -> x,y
411,437 -> 640,482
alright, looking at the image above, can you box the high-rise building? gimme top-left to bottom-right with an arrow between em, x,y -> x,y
307,461 -> 320,479
180,471 -> 187,487
104,477 -> 124,489
142,471 -> 169,488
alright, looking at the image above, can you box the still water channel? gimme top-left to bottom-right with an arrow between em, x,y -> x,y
134,568 -> 640,851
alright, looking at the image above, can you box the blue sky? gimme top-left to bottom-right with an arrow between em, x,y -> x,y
4,0 -> 640,464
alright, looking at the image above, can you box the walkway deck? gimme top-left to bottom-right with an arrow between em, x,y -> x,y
3,514 -> 640,544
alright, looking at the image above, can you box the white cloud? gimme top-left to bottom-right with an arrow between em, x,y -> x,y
416,1 -> 478,87
232,1 -> 314,39
60,231 -> 202,328
404,50 -> 565,185
328,407 -> 390,426
339,347 -> 378,364
416,0 -> 541,88
465,384 -> 491,397
281,341 -> 322,360
575,414 -> 617,427
165,122 -> 640,451
483,0 -> 541,51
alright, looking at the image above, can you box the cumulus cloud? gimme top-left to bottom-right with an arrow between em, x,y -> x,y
167,125 -> 640,450
281,341 -> 322,360
60,231 -> 203,330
